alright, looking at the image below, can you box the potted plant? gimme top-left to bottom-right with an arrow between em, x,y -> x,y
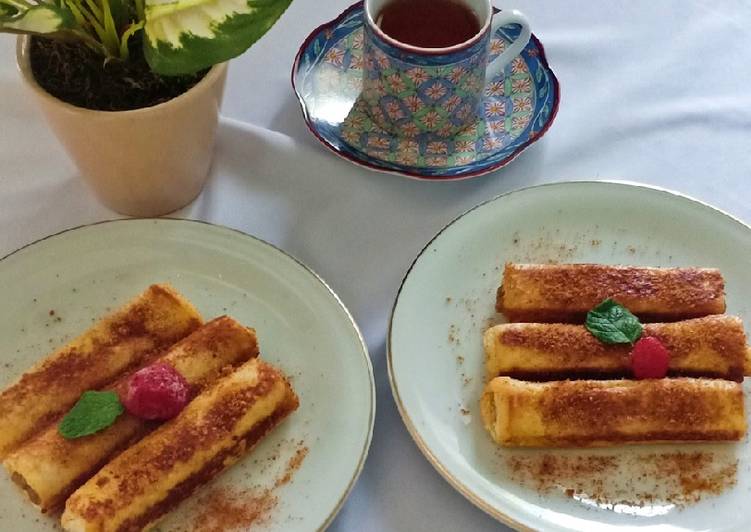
4,0 -> 291,215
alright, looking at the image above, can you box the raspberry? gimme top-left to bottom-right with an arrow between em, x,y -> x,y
123,362 -> 190,420
630,336 -> 670,379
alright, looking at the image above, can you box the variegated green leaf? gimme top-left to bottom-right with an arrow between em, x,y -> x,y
0,4 -> 75,34
144,0 -> 292,75
0,4 -> 18,18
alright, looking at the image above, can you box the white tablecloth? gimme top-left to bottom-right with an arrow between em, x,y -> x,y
1,1 -> 750,530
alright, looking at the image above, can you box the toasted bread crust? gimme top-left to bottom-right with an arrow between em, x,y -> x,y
497,263 -> 726,322
0,284 -> 202,459
481,377 -> 746,447
119,393 -> 298,532
61,359 -> 298,532
485,315 -> 748,382
3,316 -> 257,513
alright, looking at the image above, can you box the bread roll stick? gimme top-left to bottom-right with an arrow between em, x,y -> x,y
0,284 -> 202,458
61,358 -> 298,532
480,377 -> 746,447
485,315 -> 750,382
3,316 -> 257,513
497,263 -> 726,322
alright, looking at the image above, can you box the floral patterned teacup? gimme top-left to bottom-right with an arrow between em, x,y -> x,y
362,0 -> 530,138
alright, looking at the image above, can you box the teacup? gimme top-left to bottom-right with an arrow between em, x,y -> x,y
361,0 -> 531,138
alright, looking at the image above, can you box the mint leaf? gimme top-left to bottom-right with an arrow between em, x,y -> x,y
585,299 -> 643,345
58,390 -> 124,439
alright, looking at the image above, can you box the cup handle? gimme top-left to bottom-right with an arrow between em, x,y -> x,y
485,9 -> 531,82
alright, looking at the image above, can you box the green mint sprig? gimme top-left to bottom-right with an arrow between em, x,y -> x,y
585,299 -> 643,345
58,390 -> 124,439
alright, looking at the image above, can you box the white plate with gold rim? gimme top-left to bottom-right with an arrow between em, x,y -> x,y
0,218 -> 374,531
388,181 -> 751,531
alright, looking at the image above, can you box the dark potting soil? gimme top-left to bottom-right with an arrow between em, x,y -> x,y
29,36 -> 209,112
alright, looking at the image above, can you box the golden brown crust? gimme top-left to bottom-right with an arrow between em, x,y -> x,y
0,284 -> 202,458
482,377 -> 746,447
539,380 -> 729,439
117,393 -> 298,532
498,368 -> 745,382
154,316 -> 260,394
497,263 -> 726,322
62,359 -> 298,532
486,315 -> 748,382
3,315 -> 256,514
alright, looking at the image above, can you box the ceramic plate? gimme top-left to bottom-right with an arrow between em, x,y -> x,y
389,181 -> 751,531
0,219 -> 374,531
292,2 -> 559,180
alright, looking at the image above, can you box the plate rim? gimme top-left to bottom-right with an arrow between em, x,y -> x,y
290,0 -> 561,182
0,217 -> 376,532
386,179 -> 751,531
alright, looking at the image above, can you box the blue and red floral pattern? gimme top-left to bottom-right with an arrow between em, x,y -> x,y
292,2 -> 560,180
361,22 -> 489,137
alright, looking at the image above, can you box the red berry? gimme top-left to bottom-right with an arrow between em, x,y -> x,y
630,336 -> 670,379
123,362 -> 190,420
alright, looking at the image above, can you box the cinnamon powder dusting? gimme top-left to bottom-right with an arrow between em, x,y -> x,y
643,451 -> 738,504
505,450 -> 737,510
186,443 -> 308,531
190,488 -> 278,532
507,454 -> 618,493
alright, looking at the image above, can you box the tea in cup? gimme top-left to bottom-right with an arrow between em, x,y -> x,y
362,0 -> 531,137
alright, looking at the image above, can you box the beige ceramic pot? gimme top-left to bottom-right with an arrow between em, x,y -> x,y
16,36 -> 227,217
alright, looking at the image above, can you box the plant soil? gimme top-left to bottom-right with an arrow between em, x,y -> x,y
29,36 -> 209,112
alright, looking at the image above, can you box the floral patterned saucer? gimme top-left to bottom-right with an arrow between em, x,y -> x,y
292,2 -> 560,180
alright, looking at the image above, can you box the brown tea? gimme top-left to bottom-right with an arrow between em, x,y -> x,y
375,0 -> 482,48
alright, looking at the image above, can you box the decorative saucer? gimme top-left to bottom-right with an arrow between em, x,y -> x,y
292,2 -> 560,180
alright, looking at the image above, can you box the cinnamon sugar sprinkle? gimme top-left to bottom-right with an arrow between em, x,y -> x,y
176,443 -> 308,532
505,450 -> 738,511
189,487 -> 278,532
274,445 -> 309,488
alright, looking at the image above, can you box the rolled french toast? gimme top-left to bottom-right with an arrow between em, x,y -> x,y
0,284 -> 202,459
480,377 -> 746,447
497,263 -> 726,322
61,358 -> 299,532
484,315 -> 751,382
3,316 -> 258,514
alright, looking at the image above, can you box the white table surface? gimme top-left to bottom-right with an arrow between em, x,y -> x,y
1,1 -> 750,530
